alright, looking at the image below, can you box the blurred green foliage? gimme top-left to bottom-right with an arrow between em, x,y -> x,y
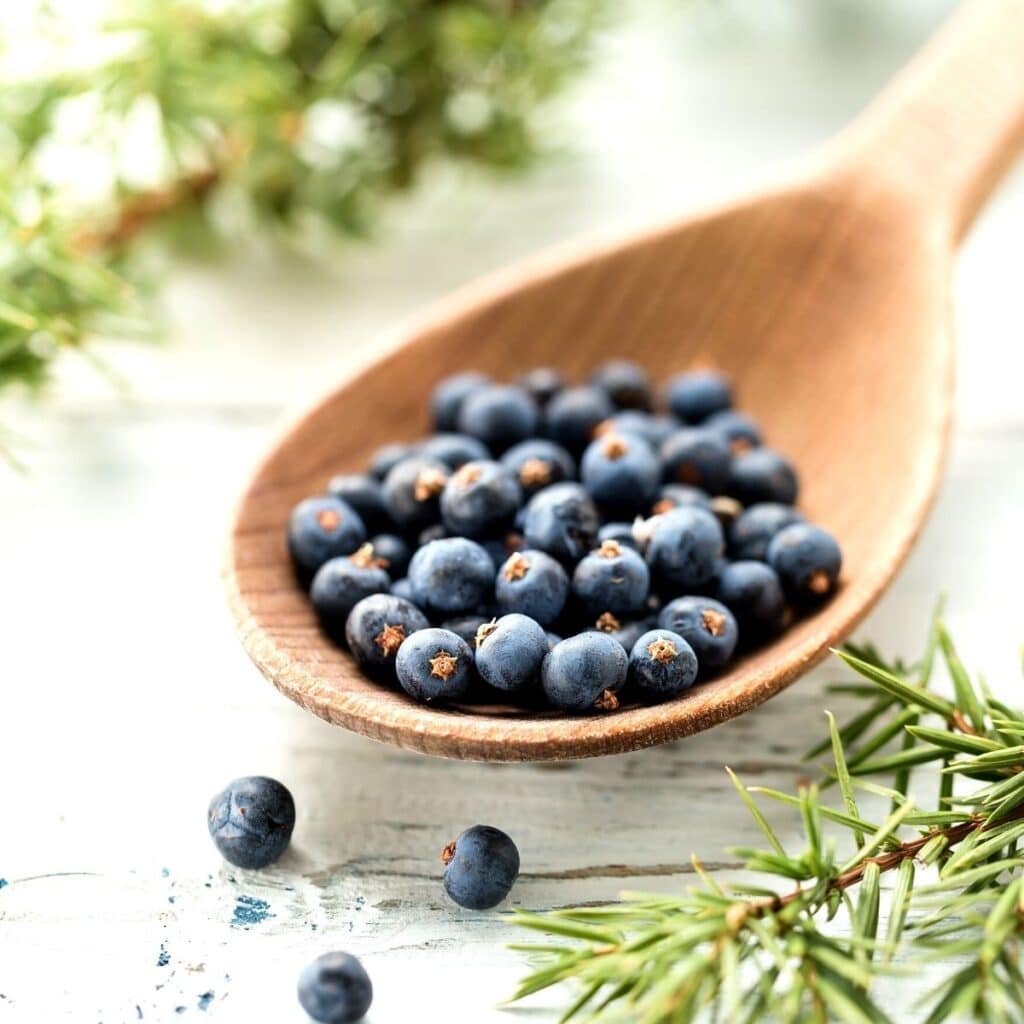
0,0 -> 604,416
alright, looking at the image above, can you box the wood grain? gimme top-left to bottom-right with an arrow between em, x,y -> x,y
224,0 -> 1024,761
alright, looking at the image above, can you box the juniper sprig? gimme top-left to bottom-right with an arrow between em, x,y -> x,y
511,601 -> 1024,1023
0,0 -> 604,417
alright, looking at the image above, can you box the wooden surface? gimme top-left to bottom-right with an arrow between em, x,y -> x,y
227,0 -> 1023,761
2,1 -> 1023,1020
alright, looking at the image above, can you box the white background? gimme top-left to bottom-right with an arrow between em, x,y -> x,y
1,1 -> 1022,1020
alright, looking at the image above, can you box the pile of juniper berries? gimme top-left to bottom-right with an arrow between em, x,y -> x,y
288,361 -> 842,714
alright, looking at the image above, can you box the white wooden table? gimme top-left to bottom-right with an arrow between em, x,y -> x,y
2,2 -> 1022,1020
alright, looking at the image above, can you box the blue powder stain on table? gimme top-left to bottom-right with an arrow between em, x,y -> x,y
160,868 -> 170,878
197,992 -> 214,1011
0,879 -> 7,889
157,943 -> 171,967
231,895 -> 274,928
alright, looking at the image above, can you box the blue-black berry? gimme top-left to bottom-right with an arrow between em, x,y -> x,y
345,594 -> 429,680
597,410 -> 677,449
767,523 -> 842,602
598,521 -> 641,550
589,359 -> 652,410
417,522 -> 448,547
310,546 -> 391,636
660,427 -> 732,494
665,369 -> 732,423
297,951 -> 372,1024
500,438 -> 576,494
441,615 -> 490,645
645,506 -> 725,592
289,496 -> 367,582
658,596 -> 739,672
594,612 -> 650,653
494,549 -> 569,627
368,533 -> 412,579
474,614 -> 548,692
651,483 -> 713,516
580,431 -> 660,516
517,366 -> 566,407
542,632 -> 628,712
441,825 -> 520,910
628,629 -> 698,702
419,432 -> 491,469
440,460 -> 523,538
544,386 -> 615,454
395,627 -> 474,703
407,537 -> 495,616
381,456 -> 449,532
704,409 -> 762,454
457,385 -> 539,453
431,372 -> 491,432
368,441 -> 416,481
729,502 -> 805,561
728,448 -> 798,506
208,776 -> 295,869
522,482 -> 600,564
326,473 -> 391,534
572,539 -> 650,619
481,532 -> 526,573
717,560 -> 788,638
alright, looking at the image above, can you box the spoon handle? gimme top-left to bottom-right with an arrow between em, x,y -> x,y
838,0 -> 1024,244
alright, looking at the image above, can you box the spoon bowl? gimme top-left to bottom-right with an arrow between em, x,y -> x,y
224,0 -> 1024,760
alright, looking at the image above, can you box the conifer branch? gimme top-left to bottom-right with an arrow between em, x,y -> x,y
511,602 -> 1024,1023
0,0 -> 605,412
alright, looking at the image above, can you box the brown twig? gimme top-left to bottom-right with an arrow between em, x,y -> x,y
755,802 -> 1024,916
951,708 -> 981,737
73,167 -> 219,252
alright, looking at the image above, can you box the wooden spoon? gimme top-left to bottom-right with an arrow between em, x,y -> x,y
225,0 -> 1024,761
